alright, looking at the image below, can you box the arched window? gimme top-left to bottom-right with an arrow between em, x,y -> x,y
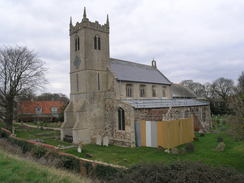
162,86 -> 166,98
126,84 -> 133,97
75,36 -> 80,51
94,36 -> 97,49
140,85 -> 146,97
98,37 -> 101,50
94,35 -> 101,50
118,107 -> 125,130
152,85 -> 156,97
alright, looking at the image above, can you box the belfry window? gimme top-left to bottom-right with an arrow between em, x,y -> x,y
94,35 -> 101,50
75,36 -> 80,51
118,107 -> 125,130
126,84 -> 133,97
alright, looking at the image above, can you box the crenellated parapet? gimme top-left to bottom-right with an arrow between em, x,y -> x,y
69,7 -> 109,35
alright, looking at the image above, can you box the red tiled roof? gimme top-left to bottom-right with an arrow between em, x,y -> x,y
18,101 -> 65,115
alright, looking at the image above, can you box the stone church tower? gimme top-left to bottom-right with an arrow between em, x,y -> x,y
61,8 -> 110,144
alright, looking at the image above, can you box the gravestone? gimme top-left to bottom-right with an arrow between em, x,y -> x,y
77,146 -> 82,153
103,136 -> 109,146
77,143 -> 82,153
96,135 -> 102,146
216,142 -> 225,152
171,147 -> 179,154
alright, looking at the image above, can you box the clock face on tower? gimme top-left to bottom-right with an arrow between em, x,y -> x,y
73,56 -> 81,69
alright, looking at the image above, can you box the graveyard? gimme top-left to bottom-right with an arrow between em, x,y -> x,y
11,121 -> 244,173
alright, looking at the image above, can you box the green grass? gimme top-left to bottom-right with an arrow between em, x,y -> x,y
64,132 -> 244,172
0,150 -> 93,183
14,124 -> 71,147
13,118 -> 244,173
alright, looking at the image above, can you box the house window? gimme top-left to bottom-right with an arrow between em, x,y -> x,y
152,85 -> 156,97
35,106 -> 42,114
162,86 -> 166,98
94,35 -> 101,50
118,107 -> 125,130
51,107 -> 58,114
126,84 -> 133,97
97,72 -> 100,90
140,85 -> 146,97
75,36 -> 80,51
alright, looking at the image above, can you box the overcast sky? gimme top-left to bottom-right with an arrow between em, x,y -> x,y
0,0 -> 244,96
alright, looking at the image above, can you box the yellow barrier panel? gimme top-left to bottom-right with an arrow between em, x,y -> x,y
140,120 -> 146,146
156,118 -> 194,149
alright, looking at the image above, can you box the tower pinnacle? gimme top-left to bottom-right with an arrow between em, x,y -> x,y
106,14 -> 109,26
83,7 -> 87,18
70,16 -> 72,26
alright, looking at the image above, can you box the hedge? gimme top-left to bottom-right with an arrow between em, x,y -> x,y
0,128 -> 121,180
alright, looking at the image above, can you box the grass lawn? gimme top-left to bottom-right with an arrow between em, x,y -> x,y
0,150 -> 92,183
14,124 -> 71,147
12,119 -> 244,173
64,132 -> 244,172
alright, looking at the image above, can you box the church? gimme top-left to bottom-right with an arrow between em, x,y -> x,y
61,8 -> 211,147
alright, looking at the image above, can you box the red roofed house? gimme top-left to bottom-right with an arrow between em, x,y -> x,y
17,101 -> 65,122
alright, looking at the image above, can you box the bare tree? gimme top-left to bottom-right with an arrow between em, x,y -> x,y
210,77 -> 234,114
0,46 -> 47,130
180,80 -> 205,97
237,71 -> 244,95
212,77 -> 234,101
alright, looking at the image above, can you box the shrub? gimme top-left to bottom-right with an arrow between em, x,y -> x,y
32,145 -> 48,158
185,143 -> 194,153
8,137 -> 34,153
0,131 -> 9,138
226,115 -> 244,141
59,155 -> 80,173
109,161 -> 244,183
0,128 -> 11,138
94,164 -> 120,180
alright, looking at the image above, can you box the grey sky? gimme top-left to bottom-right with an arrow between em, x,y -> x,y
0,0 -> 244,96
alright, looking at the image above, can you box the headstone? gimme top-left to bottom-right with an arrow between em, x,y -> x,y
158,146 -> 165,151
77,145 -> 82,153
171,147 -> 179,154
164,149 -> 170,153
179,148 -> 186,154
103,136 -> 109,146
85,153 -> 93,158
193,137 -> 199,141
216,142 -> 225,152
96,135 -> 102,146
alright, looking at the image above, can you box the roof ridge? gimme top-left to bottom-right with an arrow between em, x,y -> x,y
110,57 -> 154,69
